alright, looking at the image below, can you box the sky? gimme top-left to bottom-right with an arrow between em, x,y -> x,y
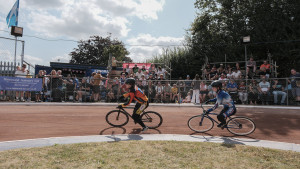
0,0 -> 196,67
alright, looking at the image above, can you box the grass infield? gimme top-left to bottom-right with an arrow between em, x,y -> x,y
0,141 -> 299,168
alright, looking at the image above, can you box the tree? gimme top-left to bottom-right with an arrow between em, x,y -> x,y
69,35 -> 129,65
190,0 -> 300,77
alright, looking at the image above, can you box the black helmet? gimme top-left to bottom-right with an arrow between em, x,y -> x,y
125,78 -> 135,86
211,80 -> 222,89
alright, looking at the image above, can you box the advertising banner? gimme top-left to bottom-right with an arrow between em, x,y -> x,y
0,76 -> 42,91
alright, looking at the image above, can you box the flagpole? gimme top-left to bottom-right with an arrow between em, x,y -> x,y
14,36 -> 17,66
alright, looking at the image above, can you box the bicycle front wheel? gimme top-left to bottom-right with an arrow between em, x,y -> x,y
106,110 -> 129,127
141,111 -> 163,129
226,117 -> 256,136
188,115 -> 214,133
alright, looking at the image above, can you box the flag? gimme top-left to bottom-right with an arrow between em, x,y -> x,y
6,0 -> 19,28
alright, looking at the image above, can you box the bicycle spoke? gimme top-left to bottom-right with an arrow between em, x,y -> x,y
227,117 -> 256,136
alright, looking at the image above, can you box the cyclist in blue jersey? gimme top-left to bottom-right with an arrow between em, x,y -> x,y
205,80 -> 236,129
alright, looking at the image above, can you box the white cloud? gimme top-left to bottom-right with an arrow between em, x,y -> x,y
0,0 -> 166,40
51,54 -> 71,63
24,54 -> 43,66
126,34 -> 184,62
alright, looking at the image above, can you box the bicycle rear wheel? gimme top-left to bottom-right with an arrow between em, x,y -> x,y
106,110 -> 129,127
188,115 -> 214,133
140,111 -> 163,129
226,117 -> 256,136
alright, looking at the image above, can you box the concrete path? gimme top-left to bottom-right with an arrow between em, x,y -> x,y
1,134 -> 300,152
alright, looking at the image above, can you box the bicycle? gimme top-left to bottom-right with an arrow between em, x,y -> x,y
187,104 -> 256,136
106,107 -> 163,129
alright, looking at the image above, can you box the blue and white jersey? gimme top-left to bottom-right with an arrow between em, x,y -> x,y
208,90 -> 235,112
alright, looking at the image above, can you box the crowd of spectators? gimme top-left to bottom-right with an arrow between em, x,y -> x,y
8,60 -> 300,105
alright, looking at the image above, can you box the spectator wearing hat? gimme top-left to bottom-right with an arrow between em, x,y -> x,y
185,75 -> 192,92
132,64 -> 139,74
191,74 -> 201,104
145,80 -> 156,103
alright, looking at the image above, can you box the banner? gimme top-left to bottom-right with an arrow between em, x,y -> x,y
122,63 -> 152,69
0,76 -> 42,91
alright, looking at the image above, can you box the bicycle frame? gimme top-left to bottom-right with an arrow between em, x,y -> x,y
198,104 -> 236,129
117,107 -> 147,120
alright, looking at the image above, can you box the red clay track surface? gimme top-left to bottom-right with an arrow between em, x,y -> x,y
0,105 -> 300,144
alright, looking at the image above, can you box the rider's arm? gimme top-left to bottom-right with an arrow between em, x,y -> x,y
122,92 -> 134,107
207,98 -> 218,112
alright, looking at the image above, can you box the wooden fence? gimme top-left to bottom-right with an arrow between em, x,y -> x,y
0,61 -> 20,76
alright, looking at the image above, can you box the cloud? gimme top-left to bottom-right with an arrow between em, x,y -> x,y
24,54 -> 43,66
51,54 -> 71,63
126,34 -> 184,62
24,0 -> 64,9
0,0 -> 165,40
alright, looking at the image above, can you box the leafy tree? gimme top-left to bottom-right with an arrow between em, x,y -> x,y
69,35 -> 129,65
190,0 -> 300,77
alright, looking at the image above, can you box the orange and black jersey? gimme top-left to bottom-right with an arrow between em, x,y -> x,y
122,86 -> 148,107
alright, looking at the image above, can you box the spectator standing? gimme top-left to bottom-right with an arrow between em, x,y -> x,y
235,62 -> 241,71
247,57 -> 257,77
163,81 -> 172,102
15,64 -> 27,102
185,75 -> 192,92
238,81 -> 248,104
35,70 -> 44,102
272,79 -> 286,105
199,81 -> 208,103
93,71 -> 106,102
204,64 -> 211,79
191,74 -> 200,104
248,80 -> 259,105
289,69 -> 300,103
77,78 -> 91,102
258,77 -> 271,105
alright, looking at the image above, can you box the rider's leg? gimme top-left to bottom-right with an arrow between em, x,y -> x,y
217,108 -> 227,126
132,101 -> 149,128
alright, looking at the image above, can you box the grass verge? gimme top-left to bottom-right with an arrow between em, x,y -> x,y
0,141 -> 299,169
